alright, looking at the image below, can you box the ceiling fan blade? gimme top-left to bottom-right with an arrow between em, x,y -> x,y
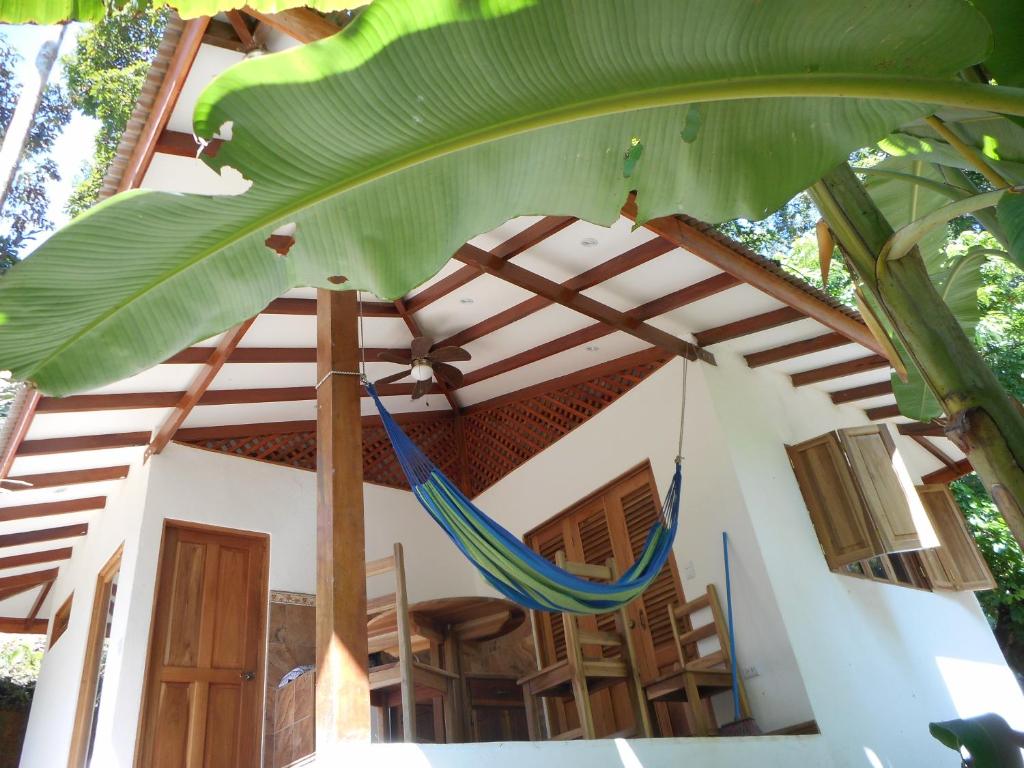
428,346 -> 471,363
411,377 -> 432,400
410,336 -> 433,360
377,349 -> 412,365
374,370 -> 410,386
433,362 -> 464,388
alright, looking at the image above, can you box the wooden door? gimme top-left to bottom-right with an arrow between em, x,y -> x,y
136,522 -> 269,768
525,462 -> 685,736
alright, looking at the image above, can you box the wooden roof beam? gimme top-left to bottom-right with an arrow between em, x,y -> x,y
0,496 -> 106,524
458,272 -> 733,388
0,568 -> 59,594
242,6 -> 343,43
865,403 -> 901,421
693,306 -> 804,347
897,422 -> 946,438
829,380 -> 894,405
0,388 -> 40,480
791,355 -> 890,387
4,466 -> 129,491
163,346 -> 402,365
19,432 -> 150,456
0,547 -> 73,571
0,522 -> 88,549
454,243 -> 713,364
147,318 -> 257,458
745,332 -> 851,368
922,458 -> 973,484
405,216 -> 577,314
155,128 -> 223,159
265,297 -> 399,317
0,617 -> 46,634
437,237 -> 677,350
623,201 -> 882,356
39,381 -> 442,414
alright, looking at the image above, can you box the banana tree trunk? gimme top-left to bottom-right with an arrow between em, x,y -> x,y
810,163 -> 1024,551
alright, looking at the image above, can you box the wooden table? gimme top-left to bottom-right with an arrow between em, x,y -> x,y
366,596 -> 526,741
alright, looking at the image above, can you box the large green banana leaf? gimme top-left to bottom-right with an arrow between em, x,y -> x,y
0,0 -> 1016,397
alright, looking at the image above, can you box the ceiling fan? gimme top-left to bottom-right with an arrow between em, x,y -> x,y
375,336 -> 471,399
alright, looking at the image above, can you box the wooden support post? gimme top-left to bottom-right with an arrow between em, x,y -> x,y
315,289 -> 371,750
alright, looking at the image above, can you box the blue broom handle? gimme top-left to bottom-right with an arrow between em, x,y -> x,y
723,531 -> 741,722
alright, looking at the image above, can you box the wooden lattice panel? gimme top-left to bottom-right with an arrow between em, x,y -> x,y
462,356 -> 669,496
181,355 -> 667,496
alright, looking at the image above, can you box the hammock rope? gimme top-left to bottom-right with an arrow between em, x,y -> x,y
364,371 -> 685,614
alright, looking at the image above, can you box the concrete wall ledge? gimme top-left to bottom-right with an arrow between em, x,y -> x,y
310,735 -> 833,768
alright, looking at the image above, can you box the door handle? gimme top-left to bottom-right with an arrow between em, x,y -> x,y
240,671 -> 256,681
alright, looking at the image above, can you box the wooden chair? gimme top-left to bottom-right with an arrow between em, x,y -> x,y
517,552 -> 652,740
643,583 -> 751,736
365,543 -> 459,743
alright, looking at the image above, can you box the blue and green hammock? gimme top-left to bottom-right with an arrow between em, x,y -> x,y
366,383 -> 682,615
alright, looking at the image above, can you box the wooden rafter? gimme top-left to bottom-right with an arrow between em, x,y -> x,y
155,129 -> 223,159
865,403 -> 901,421
897,422 -> 946,438
163,346 -> 402,365
0,388 -> 40,480
922,459 -> 973,484
19,433 -> 149,456
0,617 -> 46,634
0,547 -> 73,571
266,297 -> 399,317
147,318 -> 256,458
829,380 -> 894,405
910,435 -> 957,470
118,17 -> 208,193
745,332 -> 850,368
437,237 -> 676,351
5,466 -> 129,491
24,579 -> 53,630
0,568 -> 59,593
405,216 -> 576,314
0,523 -> 88,549
791,355 -> 890,387
623,200 -> 882,356
202,18 -> 252,52
693,306 -> 804,347
455,243 -> 712,364
225,10 -> 258,50
0,496 -> 106,524
242,5 -> 343,44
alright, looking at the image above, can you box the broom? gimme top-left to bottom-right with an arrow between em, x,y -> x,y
716,531 -> 762,737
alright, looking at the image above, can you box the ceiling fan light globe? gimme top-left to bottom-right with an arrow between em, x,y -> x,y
410,361 -> 433,382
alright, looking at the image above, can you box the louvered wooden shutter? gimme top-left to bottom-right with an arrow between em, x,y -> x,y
917,485 -> 995,591
533,528 -> 568,662
787,433 -> 879,568
576,505 -> 621,656
838,426 -> 934,552
617,480 -> 683,669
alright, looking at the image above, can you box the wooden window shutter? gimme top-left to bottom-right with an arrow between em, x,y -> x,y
532,527 -> 568,662
616,480 -> 682,663
786,433 -> 879,568
917,484 -> 995,592
838,426 -> 936,553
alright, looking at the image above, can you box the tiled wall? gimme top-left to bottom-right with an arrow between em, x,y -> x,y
265,594 -> 316,767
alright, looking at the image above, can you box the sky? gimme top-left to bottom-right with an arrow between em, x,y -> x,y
0,22 -> 100,240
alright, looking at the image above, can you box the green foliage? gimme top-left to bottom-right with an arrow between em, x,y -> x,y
717,192 -> 821,263
930,713 -> 1024,768
0,33 -> 72,269
62,5 -> 168,217
0,0 -> 1002,397
0,635 -> 43,712
952,474 -> 1024,676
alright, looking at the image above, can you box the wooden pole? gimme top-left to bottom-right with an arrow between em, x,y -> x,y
315,289 -> 370,750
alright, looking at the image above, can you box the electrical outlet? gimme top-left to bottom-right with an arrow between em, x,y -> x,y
683,561 -> 696,580
741,666 -> 760,680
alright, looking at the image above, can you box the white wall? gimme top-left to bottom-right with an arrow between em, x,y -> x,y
19,458 -> 152,768
702,351 -> 1024,767
20,444 -> 479,768
472,358 -> 816,733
